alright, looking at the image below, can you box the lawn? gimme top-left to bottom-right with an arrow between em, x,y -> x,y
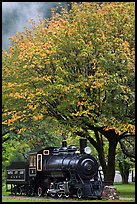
114,182 -> 135,198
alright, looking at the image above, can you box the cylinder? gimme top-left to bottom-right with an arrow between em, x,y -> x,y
80,138 -> 87,154
62,140 -> 67,147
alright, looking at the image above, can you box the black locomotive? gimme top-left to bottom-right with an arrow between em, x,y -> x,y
6,138 -> 104,199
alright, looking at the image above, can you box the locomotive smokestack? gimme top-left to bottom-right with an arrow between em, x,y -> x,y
80,138 -> 87,154
62,140 -> 67,147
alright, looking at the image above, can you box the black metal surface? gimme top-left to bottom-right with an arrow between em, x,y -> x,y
79,138 -> 87,154
5,138 -> 103,199
77,155 -> 99,180
62,141 -> 67,147
43,153 -> 99,181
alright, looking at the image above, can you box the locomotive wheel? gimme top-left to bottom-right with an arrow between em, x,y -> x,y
57,192 -> 63,198
64,193 -> 70,198
50,193 -> 56,197
26,189 -> 33,196
18,187 -> 22,196
11,190 -> 16,196
37,187 -> 43,197
12,187 -> 17,196
26,186 -> 34,196
77,188 -> 83,199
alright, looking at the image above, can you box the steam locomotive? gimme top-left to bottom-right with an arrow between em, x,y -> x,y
6,138 -> 104,199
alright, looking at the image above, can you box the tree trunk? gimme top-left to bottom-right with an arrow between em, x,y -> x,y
118,160 -> 130,184
104,137 -> 117,185
94,131 -> 107,177
121,171 -> 129,184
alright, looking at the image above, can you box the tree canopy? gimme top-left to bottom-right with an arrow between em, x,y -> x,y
3,2 -> 135,134
2,2 -> 135,184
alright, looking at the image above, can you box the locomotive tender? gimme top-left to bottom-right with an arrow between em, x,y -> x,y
6,138 -> 104,199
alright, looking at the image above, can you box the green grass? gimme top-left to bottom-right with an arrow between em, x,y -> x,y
2,184 -> 10,196
114,182 -> 135,198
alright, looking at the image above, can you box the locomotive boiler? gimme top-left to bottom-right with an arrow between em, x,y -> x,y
6,138 -> 104,199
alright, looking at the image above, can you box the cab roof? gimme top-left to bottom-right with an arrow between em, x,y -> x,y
28,146 -> 57,155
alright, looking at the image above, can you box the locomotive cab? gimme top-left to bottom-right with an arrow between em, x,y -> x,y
28,149 -> 41,177
28,147 -> 57,177
28,152 -> 37,176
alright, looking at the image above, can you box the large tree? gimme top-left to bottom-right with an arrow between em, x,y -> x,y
2,2 -> 135,184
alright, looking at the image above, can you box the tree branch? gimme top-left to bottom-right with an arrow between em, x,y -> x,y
117,132 -> 135,141
119,139 -> 135,160
2,136 -> 10,143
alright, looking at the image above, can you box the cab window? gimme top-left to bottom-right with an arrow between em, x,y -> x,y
29,155 -> 36,167
37,154 -> 42,171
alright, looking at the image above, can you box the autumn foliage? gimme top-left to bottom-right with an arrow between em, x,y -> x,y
3,2 -> 135,135
2,2 -> 135,185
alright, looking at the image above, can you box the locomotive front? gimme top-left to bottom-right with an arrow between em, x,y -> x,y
44,139 -> 103,198
44,139 -> 99,181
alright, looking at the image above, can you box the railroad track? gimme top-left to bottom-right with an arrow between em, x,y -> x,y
2,195 -> 99,202
2,195 -> 135,202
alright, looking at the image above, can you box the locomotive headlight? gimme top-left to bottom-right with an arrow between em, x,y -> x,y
84,146 -> 92,154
